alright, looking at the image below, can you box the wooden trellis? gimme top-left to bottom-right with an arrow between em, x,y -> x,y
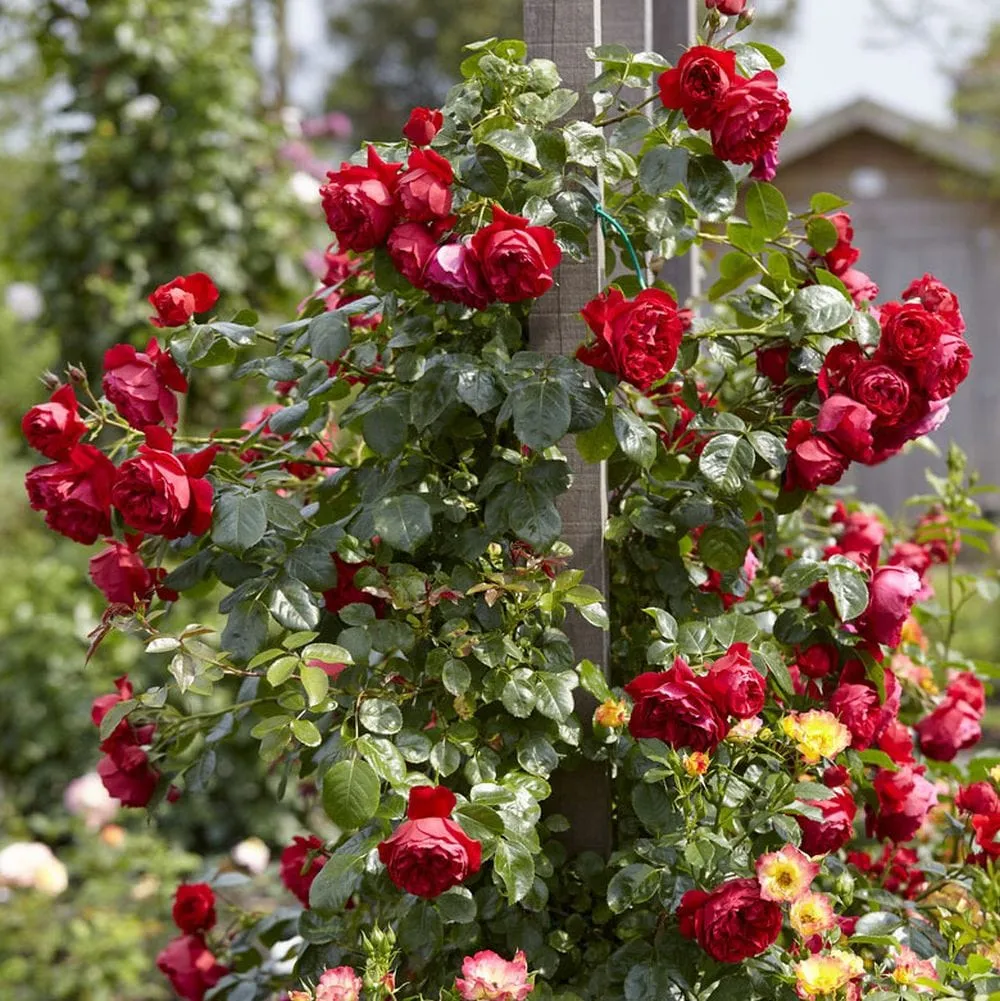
524,0 -> 697,855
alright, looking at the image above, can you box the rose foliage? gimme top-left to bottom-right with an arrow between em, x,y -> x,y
20,10 -> 1000,1001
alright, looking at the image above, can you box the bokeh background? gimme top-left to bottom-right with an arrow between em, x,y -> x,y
0,1 -> 997,997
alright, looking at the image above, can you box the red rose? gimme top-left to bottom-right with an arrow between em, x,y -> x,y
89,538 -> 155,606
816,394 -> 875,462
828,664 -> 900,750
877,302 -> 946,365
848,362 -> 911,423
149,272 -> 219,328
796,643 -> 838,679
917,508 -> 959,564
421,241 -> 491,310
857,565 -> 921,647
918,333 -> 972,401
946,671 -> 985,715
915,697 -> 981,762
784,419 -> 850,492
710,71 -> 790,168
972,814 -> 1000,858
577,287 -> 685,392
172,883 -> 217,934
403,107 -> 443,146
318,245 -> 363,287
470,206 -> 561,303
887,541 -> 931,583
323,555 -> 385,615
796,787 -> 857,855
823,765 -> 850,788
96,749 -> 159,807
956,782 -> 1000,815
871,764 -> 937,843
280,835 -> 330,907
91,675 -> 134,731
112,427 -> 215,539
677,877 -> 782,963
377,786 -> 482,898
658,46 -> 739,130
841,268 -> 879,306
902,274 -> 964,333
705,0 -> 747,12
703,642 -> 766,719
822,213 -> 860,277
320,145 -> 402,252
22,384 -> 87,459
818,341 -> 866,399
397,148 -> 454,222
625,657 -> 729,751
387,222 -> 439,287
755,344 -> 789,386
25,443 -> 117,544
102,338 -> 188,431
877,720 -> 915,764
839,511 -> 886,566
156,935 -> 228,1001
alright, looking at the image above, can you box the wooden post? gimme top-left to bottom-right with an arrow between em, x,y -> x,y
524,0 -> 697,856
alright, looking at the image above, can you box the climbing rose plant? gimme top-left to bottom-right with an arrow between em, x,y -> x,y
19,6 -> 1000,1001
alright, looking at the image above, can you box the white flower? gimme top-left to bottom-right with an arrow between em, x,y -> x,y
0,841 -> 69,896
290,170 -> 321,204
64,772 -> 119,829
4,281 -> 43,321
122,94 -> 161,121
232,836 -> 271,875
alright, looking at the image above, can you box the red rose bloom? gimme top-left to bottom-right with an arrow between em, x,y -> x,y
22,384 -> 87,459
89,538 -> 155,606
841,268 -> 879,306
625,657 -> 729,751
956,782 -> 1000,815
848,362 -> 911,423
822,213 -> 861,277
828,665 -> 900,750
677,877 -> 782,963
172,883 -> 217,934
387,222 -> 439,287
377,786 -> 482,898
857,565 -> 922,647
320,145 -> 402,252
403,107 -> 443,146
839,511 -> 886,566
878,720 -> 915,764
709,71 -> 790,167
877,302 -> 946,365
784,419 -> 850,492
796,787 -> 857,855
703,642 -> 766,719
112,427 -> 215,539
915,697 -> 982,762
973,814 -> 1000,858
755,344 -> 789,386
705,0 -> 747,12
871,764 -> 937,843
156,935 -> 228,1001
918,333 -> 972,401
816,394 -> 875,463
102,338 -> 188,431
658,46 -> 739,130
797,643 -> 838,679
947,671 -> 985,715
323,555 -> 385,615
280,835 -> 330,907
149,272 -> 219,328
818,341 -> 866,399
25,443 -> 117,545
397,148 -> 454,222
422,241 -> 491,310
576,287 -> 685,392
902,273 -> 964,333
470,206 -> 561,303
888,541 -> 931,583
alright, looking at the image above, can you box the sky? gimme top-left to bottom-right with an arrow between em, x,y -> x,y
281,0 -> 990,127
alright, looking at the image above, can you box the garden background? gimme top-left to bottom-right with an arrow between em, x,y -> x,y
1,1 -> 999,998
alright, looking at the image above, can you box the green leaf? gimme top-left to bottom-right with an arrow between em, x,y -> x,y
309,835 -> 379,910
269,579 -> 321,631
168,651 -> 198,693
266,655 -> 300,686
506,484 -> 562,549
579,659 -> 612,702
624,962 -> 676,1001
747,41 -> 786,68
789,285 -> 854,334
827,555 -> 869,622
221,601 -> 269,663
442,659 -> 472,696
698,523 -> 749,571
373,494 -> 432,553
686,155 -> 737,222
322,759 -> 381,830
267,401 -> 309,434
782,559 -> 827,593
300,664 -> 330,707
430,739 -> 461,776
517,733 -> 560,776
745,181 -> 788,241
639,146 -> 688,196
810,192 -> 850,214
575,409 -> 617,462
435,886 -> 477,924
859,749 -> 899,772
493,839 -> 535,903
291,719 -> 323,747
457,365 -> 503,415
698,434 -> 755,495
359,698 -> 403,735
99,699 -> 137,741
853,911 -> 903,936
502,676 -> 536,718
534,672 -> 576,721
607,863 -> 659,913
749,430 -> 787,470
511,378 -> 572,450
362,399 -> 409,457
643,606 -> 677,640
308,311 -> 350,361
613,408 -> 657,469
462,146 -> 509,198
806,216 -> 839,255
481,128 -> 540,168
212,492 -> 267,553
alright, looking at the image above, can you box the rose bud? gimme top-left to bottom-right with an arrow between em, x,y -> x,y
149,272 -> 219,328
402,107 -> 443,146
21,384 -> 87,459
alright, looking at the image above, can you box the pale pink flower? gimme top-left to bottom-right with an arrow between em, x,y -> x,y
456,950 -> 534,1001
316,966 -> 363,1001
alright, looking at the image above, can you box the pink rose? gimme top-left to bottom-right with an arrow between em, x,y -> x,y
915,697 -> 982,761
956,782 -> 1000,815
156,935 -> 227,1001
705,0 -> 747,12
840,268 -> 879,306
828,662 -> 900,750
149,273 -> 219,328
947,671 -> 985,714
387,222 -> 439,287
316,966 -> 364,1001
918,332 -> 972,401
456,950 -> 534,1001
857,565 -> 921,647
838,511 -> 885,567
421,241 -> 491,310
816,395 -> 875,462
21,384 -> 87,459
877,302 -> 946,365
848,362 -> 911,423
797,787 -> 857,855
102,338 -> 188,431
821,213 -> 860,276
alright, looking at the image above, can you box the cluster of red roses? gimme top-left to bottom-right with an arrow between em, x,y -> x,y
319,109 -> 561,310
658,41 -> 791,181
625,642 -> 765,751
785,272 -> 971,492
22,272 -> 220,609
157,882 -> 228,1001
954,780 -> 1000,865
